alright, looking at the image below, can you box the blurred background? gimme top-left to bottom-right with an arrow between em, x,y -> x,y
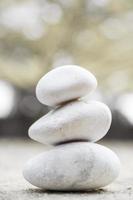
0,0 -> 133,140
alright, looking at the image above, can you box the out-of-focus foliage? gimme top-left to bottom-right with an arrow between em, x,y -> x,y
0,0 -> 133,93
0,0 -> 133,139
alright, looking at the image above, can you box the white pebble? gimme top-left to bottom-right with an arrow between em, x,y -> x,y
23,142 -> 120,191
36,65 -> 97,107
29,100 -> 112,145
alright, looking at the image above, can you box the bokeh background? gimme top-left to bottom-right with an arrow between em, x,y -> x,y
0,0 -> 133,140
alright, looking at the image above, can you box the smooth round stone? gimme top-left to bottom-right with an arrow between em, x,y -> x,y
36,65 -> 97,107
23,142 -> 121,191
29,100 -> 112,145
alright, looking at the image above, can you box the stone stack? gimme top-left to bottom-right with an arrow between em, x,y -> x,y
23,65 -> 120,191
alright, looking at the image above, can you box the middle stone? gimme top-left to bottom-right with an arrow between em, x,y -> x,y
29,100 -> 112,145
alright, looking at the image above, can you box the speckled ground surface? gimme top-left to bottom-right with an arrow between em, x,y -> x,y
0,140 -> 133,200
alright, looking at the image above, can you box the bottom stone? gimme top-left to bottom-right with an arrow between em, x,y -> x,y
23,142 -> 121,191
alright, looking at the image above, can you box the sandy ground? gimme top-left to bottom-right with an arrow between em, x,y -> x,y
0,139 -> 133,200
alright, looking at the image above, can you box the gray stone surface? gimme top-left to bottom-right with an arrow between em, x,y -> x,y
0,139 -> 133,200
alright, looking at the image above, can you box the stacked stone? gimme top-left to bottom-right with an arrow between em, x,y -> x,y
23,65 -> 120,191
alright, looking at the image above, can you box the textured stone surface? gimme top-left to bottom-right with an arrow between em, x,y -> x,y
29,100 -> 111,145
0,140 -> 133,199
23,142 -> 120,190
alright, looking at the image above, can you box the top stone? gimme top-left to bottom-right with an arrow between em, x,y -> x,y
36,65 -> 97,107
